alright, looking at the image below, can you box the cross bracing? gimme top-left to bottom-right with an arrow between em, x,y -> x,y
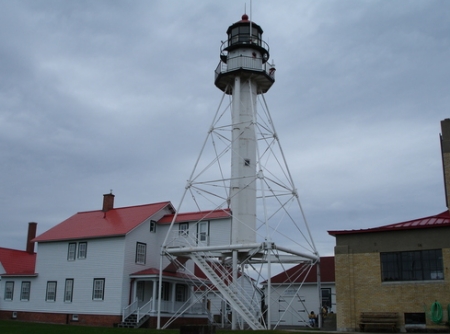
158,79 -> 320,330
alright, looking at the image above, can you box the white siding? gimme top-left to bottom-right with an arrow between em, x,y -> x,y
209,218 -> 231,246
2,238 -> 127,315
265,282 -> 335,327
121,207 -> 176,307
0,208 -> 233,318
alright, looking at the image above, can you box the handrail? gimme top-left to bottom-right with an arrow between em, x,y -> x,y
215,55 -> 275,80
122,299 -> 138,322
137,298 -> 153,323
220,38 -> 270,59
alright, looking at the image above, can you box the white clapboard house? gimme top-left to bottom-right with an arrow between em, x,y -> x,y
0,193 -> 234,328
261,256 -> 335,328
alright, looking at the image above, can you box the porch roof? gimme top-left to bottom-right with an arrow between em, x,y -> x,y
130,267 -> 206,281
158,208 -> 231,224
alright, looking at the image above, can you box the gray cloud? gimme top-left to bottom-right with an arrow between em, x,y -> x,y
1,0 -> 449,256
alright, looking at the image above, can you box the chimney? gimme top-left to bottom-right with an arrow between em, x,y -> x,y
440,119 -> 450,210
26,222 -> 37,254
102,192 -> 115,212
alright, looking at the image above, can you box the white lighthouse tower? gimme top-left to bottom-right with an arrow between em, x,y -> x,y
159,14 -> 319,330
218,14 -> 272,246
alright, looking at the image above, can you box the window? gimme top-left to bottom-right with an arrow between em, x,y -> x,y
93,279 -> 105,300
78,242 -> 87,259
197,221 -> 209,244
4,281 -> 14,300
321,288 -> 331,310
46,281 -> 57,302
179,223 -> 189,236
161,282 -> 170,301
150,220 -> 156,233
381,249 -> 444,282
64,279 -> 74,302
135,242 -> 146,264
405,313 -> 426,325
20,281 -> 31,301
67,243 -> 76,261
175,284 -> 187,302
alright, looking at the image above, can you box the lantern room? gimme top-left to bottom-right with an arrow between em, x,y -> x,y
220,14 -> 270,64
215,14 -> 275,94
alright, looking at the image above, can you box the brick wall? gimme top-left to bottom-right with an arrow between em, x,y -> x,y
0,310 -> 208,328
335,248 -> 450,331
0,310 -> 121,327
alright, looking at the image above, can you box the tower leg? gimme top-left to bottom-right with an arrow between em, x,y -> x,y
231,249 -> 238,330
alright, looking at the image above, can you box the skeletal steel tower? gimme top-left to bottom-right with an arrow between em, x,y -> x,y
159,14 -> 319,330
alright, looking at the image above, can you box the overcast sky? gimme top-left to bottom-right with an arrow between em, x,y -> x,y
1,0 -> 449,257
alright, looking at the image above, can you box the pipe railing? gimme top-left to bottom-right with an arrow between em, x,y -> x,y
215,55 -> 275,80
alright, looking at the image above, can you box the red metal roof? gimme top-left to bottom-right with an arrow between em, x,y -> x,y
263,256 -> 335,284
0,248 -> 36,276
158,208 -> 231,224
130,267 -> 202,281
33,202 -> 173,242
328,210 -> 450,236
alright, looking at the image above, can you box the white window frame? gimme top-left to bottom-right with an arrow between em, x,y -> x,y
20,281 -> 31,301
150,220 -> 156,233
64,279 -> 74,303
179,222 -> 189,236
46,281 -> 57,302
4,281 -> 14,301
67,242 -> 76,261
93,278 -> 105,301
135,242 -> 147,264
77,242 -> 87,259
161,281 -> 170,301
197,221 -> 209,244
175,283 -> 187,302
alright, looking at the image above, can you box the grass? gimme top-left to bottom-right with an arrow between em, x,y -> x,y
0,320 -> 316,334
0,321 -> 173,334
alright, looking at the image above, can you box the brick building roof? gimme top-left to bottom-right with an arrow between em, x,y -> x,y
328,210 -> 450,236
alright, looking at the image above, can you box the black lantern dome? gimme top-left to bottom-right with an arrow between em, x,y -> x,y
220,14 -> 270,64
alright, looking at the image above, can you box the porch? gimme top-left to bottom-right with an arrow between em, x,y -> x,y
122,275 -> 209,328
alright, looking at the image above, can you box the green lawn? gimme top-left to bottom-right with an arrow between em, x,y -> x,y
0,321 -> 174,334
0,321 -> 315,334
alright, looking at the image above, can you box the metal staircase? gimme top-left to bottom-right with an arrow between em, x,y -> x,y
190,252 -> 264,330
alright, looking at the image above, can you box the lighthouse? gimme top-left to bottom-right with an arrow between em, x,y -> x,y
159,14 -> 319,331
215,14 -> 275,245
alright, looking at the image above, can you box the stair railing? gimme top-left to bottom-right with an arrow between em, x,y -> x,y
122,299 -> 138,322
137,298 -> 153,323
